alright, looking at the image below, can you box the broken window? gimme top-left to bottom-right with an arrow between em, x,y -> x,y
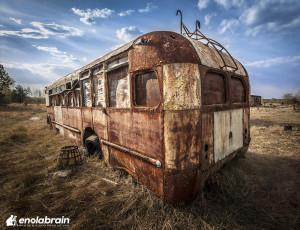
107,66 -> 129,108
74,90 -> 81,107
231,77 -> 246,103
134,71 -> 160,107
93,74 -> 106,107
66,92 -> 73,107
82,78 -> 92,107
203,72 -> 226,105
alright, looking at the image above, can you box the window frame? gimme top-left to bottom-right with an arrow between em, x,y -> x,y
132,69 -> 161,109
106,65 -> 130,109
230,75 -> 247,104
201,69 -> 228,107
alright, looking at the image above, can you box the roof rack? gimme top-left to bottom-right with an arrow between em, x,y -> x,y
176,10 -> 238,72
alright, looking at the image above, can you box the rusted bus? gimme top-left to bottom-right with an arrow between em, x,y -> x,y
250,94 -> 262,106
45,31 -> 250,203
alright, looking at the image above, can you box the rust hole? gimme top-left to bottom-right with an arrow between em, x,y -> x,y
204,144 -> 209,152
170,34 -> 176,39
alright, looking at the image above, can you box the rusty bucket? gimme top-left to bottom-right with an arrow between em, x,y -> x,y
57,145 -> 84,169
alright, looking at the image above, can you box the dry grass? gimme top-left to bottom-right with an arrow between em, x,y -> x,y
0,104 -> 299,229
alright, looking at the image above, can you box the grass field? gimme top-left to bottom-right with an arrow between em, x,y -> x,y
0,104 -> 299,229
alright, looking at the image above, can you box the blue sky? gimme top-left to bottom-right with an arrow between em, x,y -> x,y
0,0 -> 299,98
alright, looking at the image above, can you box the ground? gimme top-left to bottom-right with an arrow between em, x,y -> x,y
0,104 -> 299,230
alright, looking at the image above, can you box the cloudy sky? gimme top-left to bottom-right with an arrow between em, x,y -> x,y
0,0 -> 299,98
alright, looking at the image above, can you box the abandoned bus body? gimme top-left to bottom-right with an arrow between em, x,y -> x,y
45,30 -> 250,203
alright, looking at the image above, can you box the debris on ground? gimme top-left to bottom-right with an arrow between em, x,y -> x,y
29,116 -> 40,121
52,170 -> 72,178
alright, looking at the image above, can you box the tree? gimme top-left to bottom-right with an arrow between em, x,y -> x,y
11,85 -> 31,103
25,86 -> 32,97
0,64 -> 14,105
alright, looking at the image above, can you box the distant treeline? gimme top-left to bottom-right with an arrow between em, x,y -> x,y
0,64 -> 45,105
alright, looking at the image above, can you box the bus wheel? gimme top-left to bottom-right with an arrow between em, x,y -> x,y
84,135 -> 103,159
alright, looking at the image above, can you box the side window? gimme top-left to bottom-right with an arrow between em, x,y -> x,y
203,72 -> 226,105
134,71 -> 160,107
82,78 -> 92,107
66,92 -> 73,107
93,74 -> 106,107
74,90 -> 81,107
231,77 -> 245,103
107,66 -> 129,108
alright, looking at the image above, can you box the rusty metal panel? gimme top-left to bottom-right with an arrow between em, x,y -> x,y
164,168 -> 200,203
67,107 -> 82,131
110,148 -> 164,197
164,110 -> 201,170
107,109 -> 164,196
92,109 -> 108,140
62,107 -> 69,126
107,66 -> 130,108
202,72 -> 226,105
81,108 -> 93,130
214,109 -> 243,162
108,110 -> 163,162
163,63 -> 201,110
129,32 -> 199,72
53,106 -> 64,135
201,112 -> 214,170
231,77 -> 246,103
187,37 -> 246,76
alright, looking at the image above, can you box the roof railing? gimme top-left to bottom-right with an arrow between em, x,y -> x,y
176,10 -> 238,72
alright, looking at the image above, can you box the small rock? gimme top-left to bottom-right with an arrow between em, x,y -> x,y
29,116 -> 40,121
53,170 -> 71,178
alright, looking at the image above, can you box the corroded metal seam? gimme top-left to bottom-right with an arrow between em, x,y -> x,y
51,121 -> 81,133
101,139 -> 162,168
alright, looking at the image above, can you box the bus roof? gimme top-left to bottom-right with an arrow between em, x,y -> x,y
46,31 -> 247,90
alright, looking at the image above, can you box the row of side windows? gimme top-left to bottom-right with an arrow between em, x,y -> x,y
202,72 -> 246,105
49,70 -> 245,107
80,66 -> 160,108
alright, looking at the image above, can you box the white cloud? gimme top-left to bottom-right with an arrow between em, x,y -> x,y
240,0 -> 300,36
110,43 -> 125,51
204,13 -> 215,25
198,0 -> 210,9
9,17 -> 22,25
71,8 -> 114,25
0,21 -> 83,39
219,18 -> 239,34
3,61 -> 73,80
32,45 -> 78,65
214,0 -> 244,9
118,9 -> 135,17
197,0 -> 244,10
245,55 -> 300,68
138,3 -> 157,13
116,26 -> 142,42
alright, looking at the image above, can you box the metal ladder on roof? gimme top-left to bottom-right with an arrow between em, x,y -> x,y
176,10 -> 238,72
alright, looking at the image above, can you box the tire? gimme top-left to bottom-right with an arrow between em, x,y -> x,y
84,135 -> 102,158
